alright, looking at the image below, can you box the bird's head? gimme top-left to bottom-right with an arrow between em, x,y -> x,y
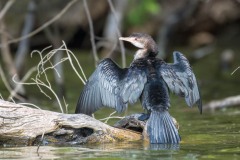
119,33 -> 158,58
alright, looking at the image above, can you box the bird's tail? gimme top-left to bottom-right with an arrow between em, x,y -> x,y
146,109 -> 180,143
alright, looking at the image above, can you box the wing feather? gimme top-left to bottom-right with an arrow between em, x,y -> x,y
75,58 -> 147,115
160,51 -> 202,113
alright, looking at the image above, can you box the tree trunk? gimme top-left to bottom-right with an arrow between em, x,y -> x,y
0,100 -> 141,146
15,0 -> 36,74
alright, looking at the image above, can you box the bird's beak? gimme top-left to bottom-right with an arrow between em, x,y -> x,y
119,37 -> 134,43
119,36 -> 144,49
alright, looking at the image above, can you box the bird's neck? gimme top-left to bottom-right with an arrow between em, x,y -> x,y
134,49 -> 148,60
134,47 -> 158,60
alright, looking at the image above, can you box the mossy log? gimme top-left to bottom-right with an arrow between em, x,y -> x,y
0,100 -> 142,146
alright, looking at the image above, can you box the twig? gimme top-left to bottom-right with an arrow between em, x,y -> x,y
37,131 -> 45,154
63,96 -> 68,114
19,103 -> 42,110
0,0 -> 15,21
99,111 -> 123,123
9,97 -> 15,102
7,67 -> 37,101
231,66 -> 240,75
12,42 -> 87,113
13,46 -> 65,113
100,116 -> 124,123
62,41 -> 87,83
0,0 -> 77,48
83,0 -> 99,65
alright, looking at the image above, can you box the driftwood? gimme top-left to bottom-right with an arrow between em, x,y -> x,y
0,100 -> 142,146
204,95 -> 240,111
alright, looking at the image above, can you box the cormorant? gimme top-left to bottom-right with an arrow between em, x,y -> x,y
75,33 -> 202,144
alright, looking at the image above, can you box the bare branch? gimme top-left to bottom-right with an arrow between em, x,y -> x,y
0,0 -> 77,47
12,42 -> 87,113
18,102 -> 42,110
0,0 -> 15,21
107,0 -> 126,67
7,67 -> 37,101
231,66 -> 240,75
37,131 -> 46,153
99,111 -> 124,124
62,41 -> 87,83
83,0 -> 99,65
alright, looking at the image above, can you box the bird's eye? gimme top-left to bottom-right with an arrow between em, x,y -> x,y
135,38 -> 137,40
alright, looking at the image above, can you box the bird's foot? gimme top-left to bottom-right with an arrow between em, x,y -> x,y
138,113 -> 150,121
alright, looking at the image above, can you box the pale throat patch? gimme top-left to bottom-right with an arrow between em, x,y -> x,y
134,49 -> 148,60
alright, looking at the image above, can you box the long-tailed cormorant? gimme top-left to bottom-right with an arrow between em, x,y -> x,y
75,33 -> 202,144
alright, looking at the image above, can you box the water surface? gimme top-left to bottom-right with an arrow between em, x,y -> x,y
1,106 -> 239,160
0,50 -> 240,159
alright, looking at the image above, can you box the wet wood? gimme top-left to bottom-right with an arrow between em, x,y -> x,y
0,100 -> 141,146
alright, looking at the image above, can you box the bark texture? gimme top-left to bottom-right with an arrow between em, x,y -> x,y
0,100 -> 141,146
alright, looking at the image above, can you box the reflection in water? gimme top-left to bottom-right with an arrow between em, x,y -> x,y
0,142 -> 181,160
83,141 -> 180,151
1,108 -> 240,159
0,142 -> 179,159
1,105 -> 240,159
0,146 -> 60,160
0,142 -> 180,159
1,138 -> 240,160
147,143 -> 180,150
1,49 -> 239,159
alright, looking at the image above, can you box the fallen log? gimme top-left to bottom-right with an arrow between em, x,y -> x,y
0,99 -> 142,146
203,95 -> 240,111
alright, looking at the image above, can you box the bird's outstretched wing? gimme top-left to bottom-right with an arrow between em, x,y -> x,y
160,51 -> 202,113
75,58 -> 147,115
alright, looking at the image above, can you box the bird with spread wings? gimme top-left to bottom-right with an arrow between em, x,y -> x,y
75,33 -> 202,144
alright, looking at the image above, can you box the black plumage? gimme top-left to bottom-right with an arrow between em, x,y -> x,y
75,33 -> 202,144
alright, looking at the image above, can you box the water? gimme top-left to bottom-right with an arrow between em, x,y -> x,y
0,50 -> 240,159
1,106 -> 239,159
